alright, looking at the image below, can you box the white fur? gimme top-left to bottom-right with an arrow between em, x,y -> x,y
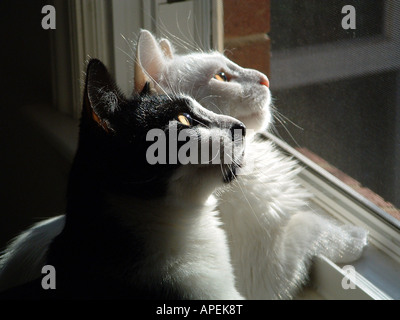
0,215 -> 65,292
107,190 -> 243,300
0,30 -> 368,299
218,138 -> 367,299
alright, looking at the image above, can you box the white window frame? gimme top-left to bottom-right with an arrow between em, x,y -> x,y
28,0 -> 400,300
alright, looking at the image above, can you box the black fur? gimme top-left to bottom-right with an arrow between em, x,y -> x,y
47,59 -> 199,298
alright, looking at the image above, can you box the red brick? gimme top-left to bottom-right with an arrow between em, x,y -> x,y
296,147 -> 400,221
356,187 -> 393,209
224,34 -> 270,76
223,0 -> 270,37
296,148 -> 334,171
329,168 -> 362,188
383,207 -> 400,221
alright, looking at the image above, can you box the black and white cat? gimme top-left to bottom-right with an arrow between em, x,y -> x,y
0,59 -> 245,299
0,30 -> 368,299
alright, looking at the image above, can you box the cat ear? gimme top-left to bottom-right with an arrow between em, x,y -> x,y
83,59 -> 123,133
140,81 -> 156,96
134,29 -> 165,93
159,38 -> 174,59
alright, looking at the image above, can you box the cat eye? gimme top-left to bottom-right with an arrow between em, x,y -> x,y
214,72 -> 228,82
177,113 -> 192,126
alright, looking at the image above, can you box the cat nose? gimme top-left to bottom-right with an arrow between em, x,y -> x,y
230,122 -> 246,141
260,76 -> 269,88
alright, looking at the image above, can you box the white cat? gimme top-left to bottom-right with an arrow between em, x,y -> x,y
0,30 -> 368,299
133,30 -> 368,299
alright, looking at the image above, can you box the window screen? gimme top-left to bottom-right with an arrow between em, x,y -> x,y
269,0 -> 400,212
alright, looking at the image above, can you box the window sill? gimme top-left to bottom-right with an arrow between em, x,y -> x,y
296,147 -> 400,221
304,252 -> 394,300
263,132 -> 400,300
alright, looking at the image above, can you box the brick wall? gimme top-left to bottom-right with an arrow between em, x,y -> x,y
223,0 -> 270,77
298,148 -> 400,221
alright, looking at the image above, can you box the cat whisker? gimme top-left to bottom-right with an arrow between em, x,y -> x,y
209,149 -> 221,164
220,161 -> 229,182
192,118 -> 210,129
118,34 -> 136,61
222,48 -> 235,57
117,47 -> 135,63
188,78 -> 197,100
198,95 -> 222,104
271,110 -> 302,148
274,108 -> 304,131
162,73 -> 177,97
160,30 -> 189,52
269,122 -> 284,141
140,11 -> 194,54
184,10 -> 196,49
203,100 -> 225,116
157,19 -> 200,54
192,11 -> 205,52
176,14 -> 203,53
192,85 -> 202,102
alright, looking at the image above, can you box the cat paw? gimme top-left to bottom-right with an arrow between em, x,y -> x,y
326,224 -> 369,264
285,212 -> 369,265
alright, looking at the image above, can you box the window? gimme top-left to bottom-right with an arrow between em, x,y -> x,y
223,0 -> 400,299
269,0 -> 400,221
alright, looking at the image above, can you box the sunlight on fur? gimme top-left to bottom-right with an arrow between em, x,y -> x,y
0,30 -> 368,300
